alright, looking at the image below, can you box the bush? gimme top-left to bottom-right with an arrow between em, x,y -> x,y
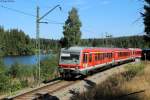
0,73 -> 11,94
40,55 -> 59,81
8,62 -> 22,78
0,59 -> 6,73
124,63 -> 145,80
10,79 -> 22,92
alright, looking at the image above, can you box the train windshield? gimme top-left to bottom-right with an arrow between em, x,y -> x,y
60,52 -> 80,64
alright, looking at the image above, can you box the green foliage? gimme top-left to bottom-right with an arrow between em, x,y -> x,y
0,27 -> 34,56
0,73 -> 10,94
124,62 -> 145,80
0,26 -> 60,56
0,59 -> 5,74
61,7 -> 82,47
20,80 -> 28,88
39,38 -> 60,53
40,55 -> 58,81
143,0 -> 150,35
10,79 -> 22,92
8,63 -> 35,79
8,62 -> 22,78
0,73 -> 23,94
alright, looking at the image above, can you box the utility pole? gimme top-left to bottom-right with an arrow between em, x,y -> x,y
36,6 -> 40,85
36,5 -> 61,85
105,32 -> 109,47
101,33 -> 104,47
105,33 -> 112,47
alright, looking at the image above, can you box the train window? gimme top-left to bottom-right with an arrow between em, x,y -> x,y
89,53 -> 92,62
97,53 -> 99,60
99,53 -> 101,60
99,54 -> 101,60
108,53 -> 110,58
101,54 -> 103,60
104,53 -> 107,59
103,53 -> 105,59
106,53 -> 108,58
109,53 -> 111,58
60,52 -> 80,64
102,53 -> 104,59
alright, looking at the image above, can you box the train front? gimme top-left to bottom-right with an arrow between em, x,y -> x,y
58,47 -> 82,79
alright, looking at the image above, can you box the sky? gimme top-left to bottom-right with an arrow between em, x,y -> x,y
0,0 -> 144,39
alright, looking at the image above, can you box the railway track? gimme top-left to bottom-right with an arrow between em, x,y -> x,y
3,79 -> 77,100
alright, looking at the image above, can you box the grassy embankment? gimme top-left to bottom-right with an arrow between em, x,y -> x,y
71,61 -> 150,100
0,54 -> 59,96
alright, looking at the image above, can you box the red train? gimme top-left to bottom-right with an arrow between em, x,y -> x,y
58,47 -> 142,79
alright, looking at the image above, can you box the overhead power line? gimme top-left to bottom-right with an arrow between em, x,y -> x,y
0,5 -> 64,25
0,5 -> 35,17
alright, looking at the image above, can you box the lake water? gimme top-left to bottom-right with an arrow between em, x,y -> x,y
3,54 -> 51,66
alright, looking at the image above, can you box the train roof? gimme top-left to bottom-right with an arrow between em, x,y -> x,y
61,46 -> 130,52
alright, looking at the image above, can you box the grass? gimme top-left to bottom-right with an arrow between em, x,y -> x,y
70,61 -> 150,100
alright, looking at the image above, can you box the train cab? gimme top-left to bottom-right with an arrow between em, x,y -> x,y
58,47 -> 83,78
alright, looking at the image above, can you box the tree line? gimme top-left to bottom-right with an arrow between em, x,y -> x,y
0,25 -> 149,57
0,26 -> 34,56
80,35 -> 149,48
0,26 -> 60,56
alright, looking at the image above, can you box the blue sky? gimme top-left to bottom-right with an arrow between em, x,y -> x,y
0,0 -> 144,39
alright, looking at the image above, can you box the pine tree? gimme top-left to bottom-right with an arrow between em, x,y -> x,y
61,7 -> 82,47
143,0 -> 150,36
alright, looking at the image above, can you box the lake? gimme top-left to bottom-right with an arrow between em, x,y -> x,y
3,54 -> 52,66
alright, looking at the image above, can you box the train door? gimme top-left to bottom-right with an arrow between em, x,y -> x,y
112,52 -> 115,64
82,53 -> 88,69
88,53 -> 93,67
114,51 -> 118,62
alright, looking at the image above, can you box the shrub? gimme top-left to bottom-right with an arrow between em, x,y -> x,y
8,62 -> 22,78
10,79 -> 22,92
0,73 -> 11,94
40,55 -> 59,81
124,62 -> 145,80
